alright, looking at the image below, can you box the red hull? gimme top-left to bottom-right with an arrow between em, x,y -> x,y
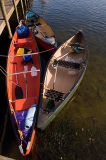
35,36 -> 56,54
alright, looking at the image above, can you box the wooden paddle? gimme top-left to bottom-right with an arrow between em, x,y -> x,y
13,62 -> 23,99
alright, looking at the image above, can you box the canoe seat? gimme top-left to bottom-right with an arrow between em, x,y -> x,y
45,89 -> 64,102
53,60 -> 81,69
14,97 -> 36,111
69,43 -> 84,53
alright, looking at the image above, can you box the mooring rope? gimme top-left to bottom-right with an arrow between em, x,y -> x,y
0,66 -> 20,87
0,47 -> 55,58
0,65 -> 23,140
10,102 -> 23,141
8,69 -> 40,76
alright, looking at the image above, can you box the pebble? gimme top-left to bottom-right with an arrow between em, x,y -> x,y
82,128 -> 84,131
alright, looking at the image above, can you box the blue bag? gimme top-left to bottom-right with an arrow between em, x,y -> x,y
26,11 -> 36,18
26,11 -> 38,22
24,49 -> 32,62
17,25 -> 29,38
24,55 -> 32,62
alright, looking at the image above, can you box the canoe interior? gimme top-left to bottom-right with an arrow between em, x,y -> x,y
37,31 -> 87,129
26,16 -> 55,39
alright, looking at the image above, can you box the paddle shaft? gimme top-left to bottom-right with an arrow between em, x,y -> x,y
14,63 -> 19,84
24,66 -> 28,98
24,73 -> 27,98
13,62 -> 23,99
53,63 -> 58,89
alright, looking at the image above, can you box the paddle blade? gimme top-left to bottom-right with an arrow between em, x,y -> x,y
15,86 -> 23,99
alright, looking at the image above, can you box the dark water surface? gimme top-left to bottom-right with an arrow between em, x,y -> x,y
1,0 -> 106,159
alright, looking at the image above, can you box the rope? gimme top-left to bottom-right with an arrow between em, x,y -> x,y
0,66 -> 23,141
52,43 -> 73,62
8,69 -> 40,76
50,51 -> 70,65
10,102 -> 23,140
0,66 -> 20,87
0,65 -> 41,141
18,122 -> 23,140
0,47 -> 55,58
49,44 -> 71,66
56,52 -> 70,61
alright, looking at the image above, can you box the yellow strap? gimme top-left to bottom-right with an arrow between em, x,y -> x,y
16,48 -> 25,55
18,130 -> 23,140
27,50 -> 32,54
18,122 -> 23,140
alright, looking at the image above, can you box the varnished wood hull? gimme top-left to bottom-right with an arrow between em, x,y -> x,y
35,36 -> 56,54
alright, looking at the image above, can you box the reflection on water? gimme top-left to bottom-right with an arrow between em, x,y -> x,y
1,0 -> 106,159
40,0 -> 46,15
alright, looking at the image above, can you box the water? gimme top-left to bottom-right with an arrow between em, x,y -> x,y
1,0 -> 106,159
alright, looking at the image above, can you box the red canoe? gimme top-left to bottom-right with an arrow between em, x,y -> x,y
6,23 -> 40,156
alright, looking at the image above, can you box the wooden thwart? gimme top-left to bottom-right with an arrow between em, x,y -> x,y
44,89 -> 64,102
53,60 -> 82,69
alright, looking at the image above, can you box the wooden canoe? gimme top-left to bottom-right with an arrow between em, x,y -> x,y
25,11 -> 57,54
37,31 -> 88,130
6,23 -> 40,156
